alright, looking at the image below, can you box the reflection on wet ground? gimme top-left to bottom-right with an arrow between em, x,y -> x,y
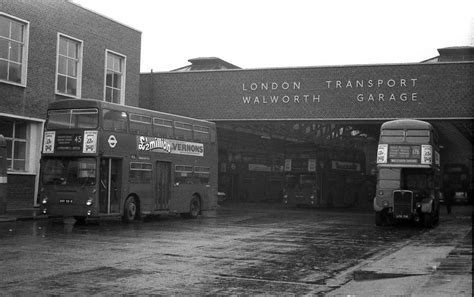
0,204 -> 469,295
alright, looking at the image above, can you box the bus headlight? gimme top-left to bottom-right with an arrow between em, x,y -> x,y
382,200 -> 389,207
42,197 -> 48,204
86,198 -> 93,206
310,195 -> 315,200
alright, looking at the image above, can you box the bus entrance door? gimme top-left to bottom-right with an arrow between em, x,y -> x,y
155,161 -> 171,210
99,158 -> 121,214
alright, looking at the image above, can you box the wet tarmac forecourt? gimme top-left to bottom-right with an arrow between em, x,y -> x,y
0,202 -> 471,295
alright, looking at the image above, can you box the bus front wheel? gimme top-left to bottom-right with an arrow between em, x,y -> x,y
375,211 -> 385,226
122,196 -> 138,223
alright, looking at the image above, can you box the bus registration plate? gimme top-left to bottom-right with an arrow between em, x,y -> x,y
395,214 -> 409,219
59,199 -> 73,204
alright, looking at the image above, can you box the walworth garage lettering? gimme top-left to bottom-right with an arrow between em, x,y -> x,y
242,81 -> 321,104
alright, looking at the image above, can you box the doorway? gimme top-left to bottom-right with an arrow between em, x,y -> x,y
155,161 -> 171,210
99,158 -> 121,214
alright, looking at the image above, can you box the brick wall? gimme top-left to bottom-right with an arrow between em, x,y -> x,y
6,174 -> 35,210
1,0 -> 142,208
1,0 -> 141,120
141,63 -> 473,120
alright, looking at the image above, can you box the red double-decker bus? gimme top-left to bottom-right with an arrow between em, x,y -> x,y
39,99 -> 218,223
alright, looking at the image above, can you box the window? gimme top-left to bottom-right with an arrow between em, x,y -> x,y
194,166 -> 210,184
0,117 -> 27,171
46,108 -> 98,129
0,13 -> 29,85
105,50 -> 126,104
405,129 -> 430,144
153,118 -> 173,138
175,122 -> 192,140
130,114 -> 152,135
129,162 -> 152,183
193,125 -> 210,142
175,165 -> 193,184
380,130 -> 404,143
103,109 -> 128,132
41,157 -> 96,186
56,34 -> 82,97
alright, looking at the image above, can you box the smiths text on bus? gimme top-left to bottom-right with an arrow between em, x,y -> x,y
39,99 -> 218,223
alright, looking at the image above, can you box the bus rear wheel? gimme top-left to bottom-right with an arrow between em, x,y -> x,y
423,213 -> 434,228
182,195 -> 201,219
122,196 -> 138,223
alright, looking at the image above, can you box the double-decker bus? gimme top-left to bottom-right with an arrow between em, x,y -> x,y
39,99 -> 218,223
443,163 -> 471,204
374,119 -> 441,227
282,143 -> 370,208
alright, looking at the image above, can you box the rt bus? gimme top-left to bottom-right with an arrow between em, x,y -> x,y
443,163 -> 471,204
374,119 -> 441,227
282,143 -> 372,208
39,99 -> 218,223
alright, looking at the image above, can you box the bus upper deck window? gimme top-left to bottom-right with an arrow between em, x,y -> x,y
153,118 -> 173,138
380,130 -> 404,143
130,114 -> 152,136
47,109 -> 98,129
175,122 -> 193,140
193,125 -> 210,143
103,109 -> 128,132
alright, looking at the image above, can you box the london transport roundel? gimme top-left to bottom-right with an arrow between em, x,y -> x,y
108,135 -> 117,148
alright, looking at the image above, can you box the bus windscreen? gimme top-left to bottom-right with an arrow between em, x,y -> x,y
47,109 -> 98,129
42,157 -> 96,186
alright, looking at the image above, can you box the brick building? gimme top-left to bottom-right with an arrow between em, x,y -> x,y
140,51 -> 473,204
0,0 -> 141,209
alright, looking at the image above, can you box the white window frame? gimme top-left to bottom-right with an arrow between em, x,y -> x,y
55,33 -> 83,98
0,12 -> 29,87
104,49 -> 126,104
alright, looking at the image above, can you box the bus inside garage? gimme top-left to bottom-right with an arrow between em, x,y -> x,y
139,48 -> 473,209
216,120 -> 380,208
213,119 -> 472,209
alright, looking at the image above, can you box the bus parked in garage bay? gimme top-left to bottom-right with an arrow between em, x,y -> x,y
282,143 -> 372,208
39,99 -> 218,222
374,119 -> 441,227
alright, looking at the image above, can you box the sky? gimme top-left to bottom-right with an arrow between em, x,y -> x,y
73,0 -> 474,72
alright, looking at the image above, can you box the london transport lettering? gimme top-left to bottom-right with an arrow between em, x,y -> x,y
326,78 -> 418,102
241,78 -> 418,105
242,81 -> 320,104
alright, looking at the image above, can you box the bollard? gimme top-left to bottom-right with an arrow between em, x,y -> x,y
0,135 -> 7,214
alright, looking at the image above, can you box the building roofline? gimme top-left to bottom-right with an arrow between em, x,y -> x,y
68,0 -> 142,33
140,61 -> 474,75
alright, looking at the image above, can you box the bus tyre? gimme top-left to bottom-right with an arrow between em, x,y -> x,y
423,213 -> 434,228
122,196 -> 138,223
183,195 -> 201,219
74,216 -> 86,225
375,211 -> 385,226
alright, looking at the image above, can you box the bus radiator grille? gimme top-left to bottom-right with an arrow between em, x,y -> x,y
393,191 -> 413,218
